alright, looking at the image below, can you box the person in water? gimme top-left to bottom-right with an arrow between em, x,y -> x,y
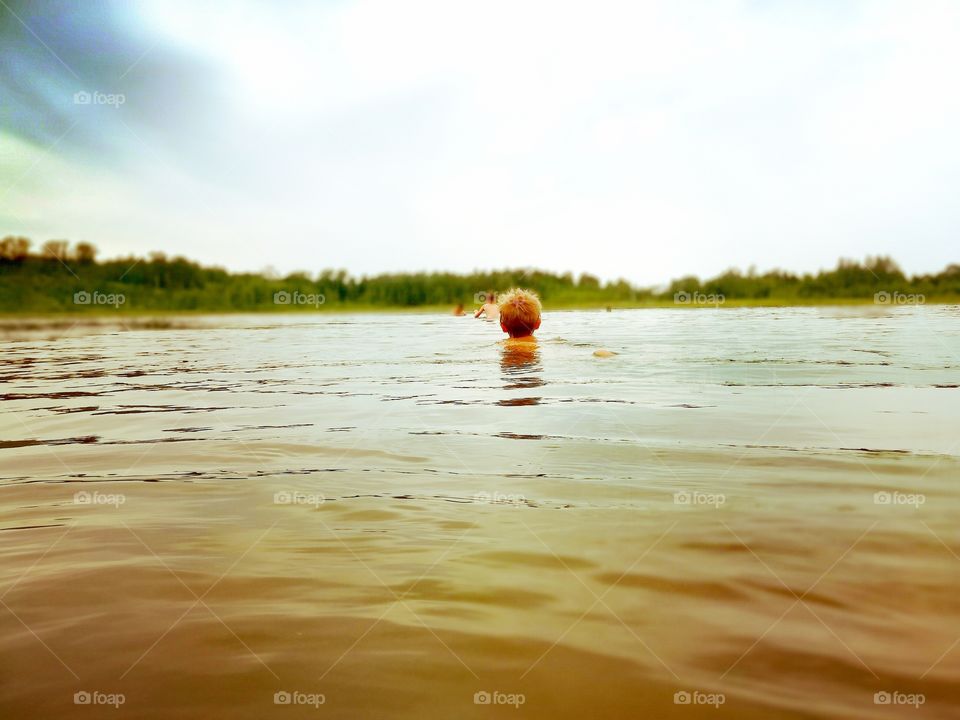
474,291 -> 500,320
497,288 -> 541,342
495,287 -> 609,358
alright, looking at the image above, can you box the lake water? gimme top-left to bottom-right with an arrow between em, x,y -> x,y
1,307 -> 958,719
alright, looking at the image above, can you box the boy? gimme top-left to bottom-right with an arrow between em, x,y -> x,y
497,288 -> 541,341
474,291 -> 500,320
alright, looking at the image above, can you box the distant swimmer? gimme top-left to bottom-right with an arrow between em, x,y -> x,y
593,349 -> 617,358
453,303 -> 465,316
474,291 -> 500,320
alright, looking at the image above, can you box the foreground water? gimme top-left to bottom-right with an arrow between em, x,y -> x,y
1,307 -> 958,719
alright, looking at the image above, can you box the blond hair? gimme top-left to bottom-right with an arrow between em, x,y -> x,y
498,288 -> 542,336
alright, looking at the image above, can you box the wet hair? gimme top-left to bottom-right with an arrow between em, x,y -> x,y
498,288 -> 542,336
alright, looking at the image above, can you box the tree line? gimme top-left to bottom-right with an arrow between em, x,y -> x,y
1,236 -> 958,312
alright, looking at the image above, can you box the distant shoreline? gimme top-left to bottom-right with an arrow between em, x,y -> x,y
2,238 -> 958,314
1,296 -> 958,321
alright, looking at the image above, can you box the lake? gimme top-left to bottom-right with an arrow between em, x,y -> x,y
1,307 -> 958,718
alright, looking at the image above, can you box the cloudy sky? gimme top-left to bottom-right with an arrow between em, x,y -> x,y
1,0 -> 958,284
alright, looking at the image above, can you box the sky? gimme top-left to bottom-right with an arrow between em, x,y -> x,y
1,0 -> 958,285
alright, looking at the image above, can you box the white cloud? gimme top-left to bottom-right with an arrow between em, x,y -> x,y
6,0 -> 960,282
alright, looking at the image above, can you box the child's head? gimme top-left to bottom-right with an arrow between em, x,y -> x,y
498,288 -> 542,338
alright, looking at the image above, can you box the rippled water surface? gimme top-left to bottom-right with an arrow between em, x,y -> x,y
1,307 -> 959,719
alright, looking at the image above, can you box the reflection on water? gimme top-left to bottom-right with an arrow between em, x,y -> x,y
1,308 -> 960,719
499,341 -> 544,406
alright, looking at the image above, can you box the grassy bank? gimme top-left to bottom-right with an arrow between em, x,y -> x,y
1,237 -> 958,314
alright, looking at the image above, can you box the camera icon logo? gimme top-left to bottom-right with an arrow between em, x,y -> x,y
74,691 -> 91,705
874,291 -> 891,305
273,291 -> 291,305
474,691 -> 491,705
873,491 -> 891,505
274,691 -> 292,705
74,291 -> 91,305
74,491 -> 92,505
674,690 -> 691,704
73,91 -> 91,105
673,491 -> 691,505
874,691 -> 891,705
673,291 -> 690,304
